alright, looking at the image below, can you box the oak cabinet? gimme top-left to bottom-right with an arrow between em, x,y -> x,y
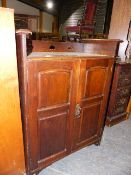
16,32 -> 120,175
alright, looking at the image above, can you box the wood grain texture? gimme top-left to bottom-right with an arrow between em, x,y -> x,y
108,0 -> 131,59
0,8 -> 25,175
32,39 -> 121,57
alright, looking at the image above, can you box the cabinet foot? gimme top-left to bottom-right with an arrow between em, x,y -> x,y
94,140 -> 101,146
95,142 -> 100,146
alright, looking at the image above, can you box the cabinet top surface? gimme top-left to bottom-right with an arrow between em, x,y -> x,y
27,52 -> 114,60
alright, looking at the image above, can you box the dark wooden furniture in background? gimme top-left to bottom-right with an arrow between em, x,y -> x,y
16,31 -> 121,175
15,14 -> 39,33
106,61 -> 131,126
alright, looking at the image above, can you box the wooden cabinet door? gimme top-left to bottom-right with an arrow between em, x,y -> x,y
73,59 -> 113,150
27,59 -> 79,172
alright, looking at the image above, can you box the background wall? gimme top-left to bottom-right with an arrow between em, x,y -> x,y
7,0 -> 40,32
0,0 -> 54,33
42,12 -> 54,33
7,0 -> 39,15
108,0 -> 131,59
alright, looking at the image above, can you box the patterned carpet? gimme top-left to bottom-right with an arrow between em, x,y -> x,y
39,116 -> 131,175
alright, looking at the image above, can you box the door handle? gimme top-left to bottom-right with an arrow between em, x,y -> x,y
75,104 -> 81,118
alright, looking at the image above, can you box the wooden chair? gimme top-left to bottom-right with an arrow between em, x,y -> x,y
65,0 -> 97,41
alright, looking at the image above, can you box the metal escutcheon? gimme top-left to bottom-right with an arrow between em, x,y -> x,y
75,104 -> 81,118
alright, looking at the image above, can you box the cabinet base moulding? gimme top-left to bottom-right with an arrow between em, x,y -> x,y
106,113 -> 128,127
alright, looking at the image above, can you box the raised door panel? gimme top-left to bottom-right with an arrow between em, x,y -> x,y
79,103 -> 101,142
73,59 -> 112,149
39,113 -> 67,159
27,60 -> 79,172
84,68 -> 107,97
38,71 -> 70,107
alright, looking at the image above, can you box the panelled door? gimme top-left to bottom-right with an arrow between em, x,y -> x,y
73,58 -> 113,150
27,59 -> 80,172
